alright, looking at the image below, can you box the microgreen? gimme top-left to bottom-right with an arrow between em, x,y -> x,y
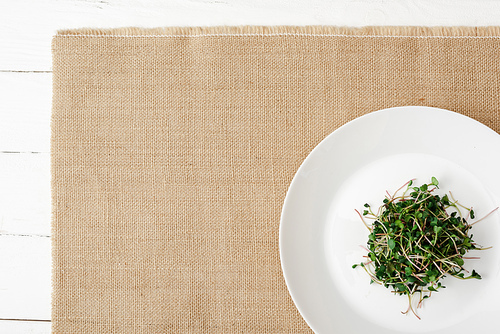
352,177 -> 497,319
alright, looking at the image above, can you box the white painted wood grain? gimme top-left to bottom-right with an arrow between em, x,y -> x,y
0,73 -> 51,153
0,235 -> 51,321
0,69 -> 52,324
2,0 -> 500,328
0,321 -> 51,334
0,153 -> 50,237
3,0 -> 500,71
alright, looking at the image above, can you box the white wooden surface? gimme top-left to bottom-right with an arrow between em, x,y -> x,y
2,0 -> 500,332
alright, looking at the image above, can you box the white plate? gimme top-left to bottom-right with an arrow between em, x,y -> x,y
279,106 -> 500,334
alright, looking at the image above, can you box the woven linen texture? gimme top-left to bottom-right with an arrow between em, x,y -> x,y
52,26 -> 500,333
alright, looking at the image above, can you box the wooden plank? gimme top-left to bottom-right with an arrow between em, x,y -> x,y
0,153 -> 50,236
0,320 -> 51,334
0,0 -> 236,71
3,0 -> 500,71
0,235 -> 51,321
0,73 -> 51,153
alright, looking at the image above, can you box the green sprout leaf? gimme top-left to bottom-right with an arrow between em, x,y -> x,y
469,270 -> 482,280
431,176 -> 439,187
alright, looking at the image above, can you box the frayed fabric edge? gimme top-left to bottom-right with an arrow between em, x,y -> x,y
55,25 -> 500,38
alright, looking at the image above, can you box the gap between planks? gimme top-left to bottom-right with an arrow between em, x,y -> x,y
0,151 -> 45,154
0,233 -> 50,238
0,319 -> 51,322
0,70 -> 52,73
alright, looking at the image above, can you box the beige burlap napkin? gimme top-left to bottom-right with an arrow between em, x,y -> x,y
52,26 -> 500,333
